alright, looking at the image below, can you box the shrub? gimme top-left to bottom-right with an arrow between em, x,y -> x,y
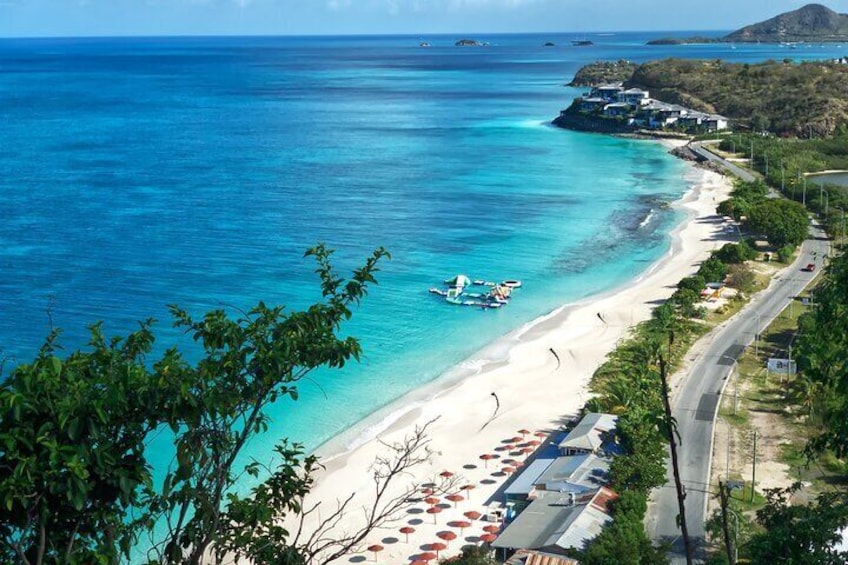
678,275 -> 706,294
713,241 -> 756,264
698,256 -> 728,283
726,264 -> 757,293
777,244 -> 795,263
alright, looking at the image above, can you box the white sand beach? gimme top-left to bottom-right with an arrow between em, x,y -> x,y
291,159 -> 735,564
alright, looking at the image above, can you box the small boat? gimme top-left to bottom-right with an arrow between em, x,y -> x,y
571,40 -> 594,47
501,279 -> 522,289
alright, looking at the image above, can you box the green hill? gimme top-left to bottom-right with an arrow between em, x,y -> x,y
725,3 -> 848,43
627,58 -> 848,136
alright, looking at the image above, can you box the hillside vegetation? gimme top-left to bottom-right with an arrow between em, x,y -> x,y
626,58 -> 848,137
725,3 -> 848,43
569,60 -> 638,87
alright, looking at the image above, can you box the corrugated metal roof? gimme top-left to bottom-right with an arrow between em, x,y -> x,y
493,487 -> 616,553
505,459 -> 556,496
536,454 -> 610,493
557,413 -> 617,453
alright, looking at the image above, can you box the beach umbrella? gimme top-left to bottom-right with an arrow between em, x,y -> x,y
437,531 -> 457,546
410,561 -> 427,565
366,544 -> 384,562
502,466 -> 516,474
479,454 -> 494,468
426,505 -> 442,524
480,533 -> 497,545
419,552 -> 437,563
428,542 -> 447,558
424,496 -> 440,506
518,428 -> 530,437
439,470 -> 454,478
521,447 -> 535,455
449,520 -> 472,535
399,526 -> 415,543
421,487 -> 434,495
526,439 -> 541,446
463,510 -> 482,521
445,494 -> 464,507
534,431 -> 547,438
510,436 -> 523,443
482,525 -> 500,534
460,484 -> 475,499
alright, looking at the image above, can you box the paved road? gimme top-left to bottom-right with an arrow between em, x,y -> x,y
689,142 -> 758,183
645,219 -> 829,563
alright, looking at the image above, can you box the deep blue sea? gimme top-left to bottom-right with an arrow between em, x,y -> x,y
0,32 -> 842,496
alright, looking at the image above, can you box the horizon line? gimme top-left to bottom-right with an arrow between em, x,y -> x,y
0,29 -> 731,41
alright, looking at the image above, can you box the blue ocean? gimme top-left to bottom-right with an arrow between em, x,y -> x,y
0,32 -> 840,489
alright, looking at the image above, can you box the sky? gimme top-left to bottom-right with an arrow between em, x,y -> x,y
1,0 -> 847,38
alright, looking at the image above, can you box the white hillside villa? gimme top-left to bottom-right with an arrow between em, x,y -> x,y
572,82 -> 729,133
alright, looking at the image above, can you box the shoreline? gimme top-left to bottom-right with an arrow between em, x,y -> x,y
291,150 -> 735,563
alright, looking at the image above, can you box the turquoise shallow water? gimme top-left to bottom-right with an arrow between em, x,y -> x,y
1,33 -> 842,506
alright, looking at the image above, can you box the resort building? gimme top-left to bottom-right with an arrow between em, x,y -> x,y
568,86 -> 730,133
503,549 -> 579,565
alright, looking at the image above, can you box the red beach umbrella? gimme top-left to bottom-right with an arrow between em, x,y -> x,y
526,439 -> 541,446
534,431 -> 547,438
510,436 -> 523,443
399,526 -> 415,543
449,520 -> 472,535
521,447 -> 535,455
480,533 -> 497,544
479,454 -> 495,468
419,552 -> 437,563
482,525 -> 500,534
424,496 -> 440,506
445,493 -> 464,507
518,428 -> 530,437
428,542 -> 447,558
460,484 -> 475,499
426,505 -> 442,524
421,487 -> 434,495
410,561 -> 427,565
439,470 -> 454,478
502,466 -> 516,474
437,531 -> 457,546
366,544 -> 384,562
463,510 -> 482,521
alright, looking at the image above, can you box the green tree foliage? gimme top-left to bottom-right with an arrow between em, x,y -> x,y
747,199 -> 809,248
717,181 -> 768,221
0,244 -> 389,565
795,250 -> 848,459
747,484 -> 848,565
677,275 -> 706,294
712,241 -> 756,264
697,256 -> 729,284
579,490 -> 668,565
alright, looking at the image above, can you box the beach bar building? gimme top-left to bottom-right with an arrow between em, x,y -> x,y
557,413 -> 618,456
493,487 -> 618,555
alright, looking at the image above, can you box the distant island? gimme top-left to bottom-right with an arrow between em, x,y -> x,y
648,3 -> 848,44
455,39 -> 488,47
556,57 -> 848,137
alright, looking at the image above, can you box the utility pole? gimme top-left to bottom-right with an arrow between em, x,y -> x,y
751,429 -> 758,503
718,481 -> 736,565
733,365 -> 739,416
659,349 -> 693,565
782,164 -> 786,195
